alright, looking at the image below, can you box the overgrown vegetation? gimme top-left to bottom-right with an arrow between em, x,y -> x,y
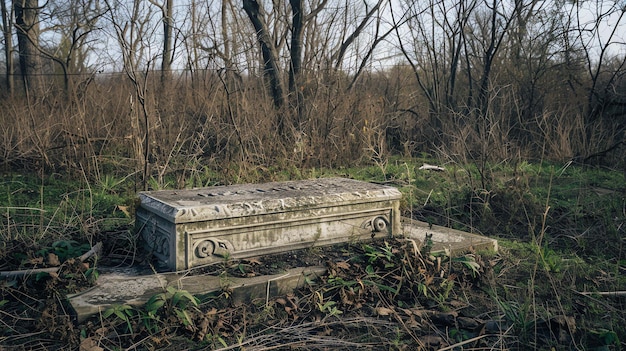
1,0 -> 625,349
0,157 -> 624,350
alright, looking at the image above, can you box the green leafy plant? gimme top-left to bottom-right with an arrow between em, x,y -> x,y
364,241 -> 395,269
52,240 -> 91,260
420,233 -> 434,257
102,304 -> 136,333
452,254 -> 481,277
143,286 -> 200,332
327,275 -> 358,289
84,267 -> 99,283
536,245 -> 563,273
315,291 -> 343,317
36,240 -> 90,262
498,300 -> 533,334
97,175 -> 126,195
589,329 -> 620,348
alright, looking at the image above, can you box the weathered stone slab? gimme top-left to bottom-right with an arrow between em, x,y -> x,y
68,266 -> 326,323
136,178 -> 402,271
401,218 -> 498,254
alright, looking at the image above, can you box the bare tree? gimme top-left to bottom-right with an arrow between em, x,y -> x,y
571,0 -> 626,158
242,0 -> 392,138
148,0 -> 174,84
575,1 -> 626,123
104,0 -> 160,189
14,0 -> 42,95
331,0 -> 384,71
346,1 -> 399,91
37,0 -> 106,96
243,0 -> 286,109
1,0 -> 13,94
243,0 -> 288,136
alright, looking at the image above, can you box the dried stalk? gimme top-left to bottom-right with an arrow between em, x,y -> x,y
578,291 -> 626,297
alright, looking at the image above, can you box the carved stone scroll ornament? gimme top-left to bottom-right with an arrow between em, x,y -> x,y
372,216 -> 388,232
195,238 -> 231,259
362,215 -> 390,234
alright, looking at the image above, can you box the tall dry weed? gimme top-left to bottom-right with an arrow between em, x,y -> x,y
1,67 -> 624,182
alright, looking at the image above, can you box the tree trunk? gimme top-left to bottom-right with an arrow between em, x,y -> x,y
243,0 -> 288,136
1,0 -> 13,94
289,0 -> 304,128
161,0 -> 173,83
14,0 -> 42,95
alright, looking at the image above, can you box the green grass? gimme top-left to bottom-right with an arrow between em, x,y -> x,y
0,157 -> 624,350
1,172 -> 134,263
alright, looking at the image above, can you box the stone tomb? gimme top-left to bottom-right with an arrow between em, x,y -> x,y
136,178 -> 402,271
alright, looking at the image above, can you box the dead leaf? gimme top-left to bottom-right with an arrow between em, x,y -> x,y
404,314 -> 421,328
196,317 -> 210,341
430,311 -> 458,326
406,308 -> 435,321
244,258 -> 262,265
116,205 -> 131,218
80,337 -> 104,351
340,289 -> 356,306
28,257 -> 44,265
448,299 -> 467,309
457,316 -> 481,329
47,253 -> 61,266
375,306 -> 395,316
336,261 -> 351,270
400,308 -> 414,316
421,334 -> 447,348
550,315 -> 576,333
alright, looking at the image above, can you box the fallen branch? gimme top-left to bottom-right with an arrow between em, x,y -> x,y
79,242 -> 103,262
0,242 -> 102,278
0,267 -> 61,278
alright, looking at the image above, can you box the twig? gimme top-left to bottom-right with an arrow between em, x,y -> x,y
424,189 -> 433,206
0,206 -> 46,212
436,333 -> 492,351
0,267 -> 60,278
577,290 -> 626,297
0,242 -> 102,278
79,242 -> 103,262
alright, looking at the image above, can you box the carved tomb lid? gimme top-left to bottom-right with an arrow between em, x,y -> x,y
138,177 -> 401,223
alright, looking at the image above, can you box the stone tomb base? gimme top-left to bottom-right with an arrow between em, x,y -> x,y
136,178 -> 402,271
68,219 -> 498,322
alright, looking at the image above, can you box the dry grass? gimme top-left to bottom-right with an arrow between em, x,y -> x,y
2,65 -> 623,186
